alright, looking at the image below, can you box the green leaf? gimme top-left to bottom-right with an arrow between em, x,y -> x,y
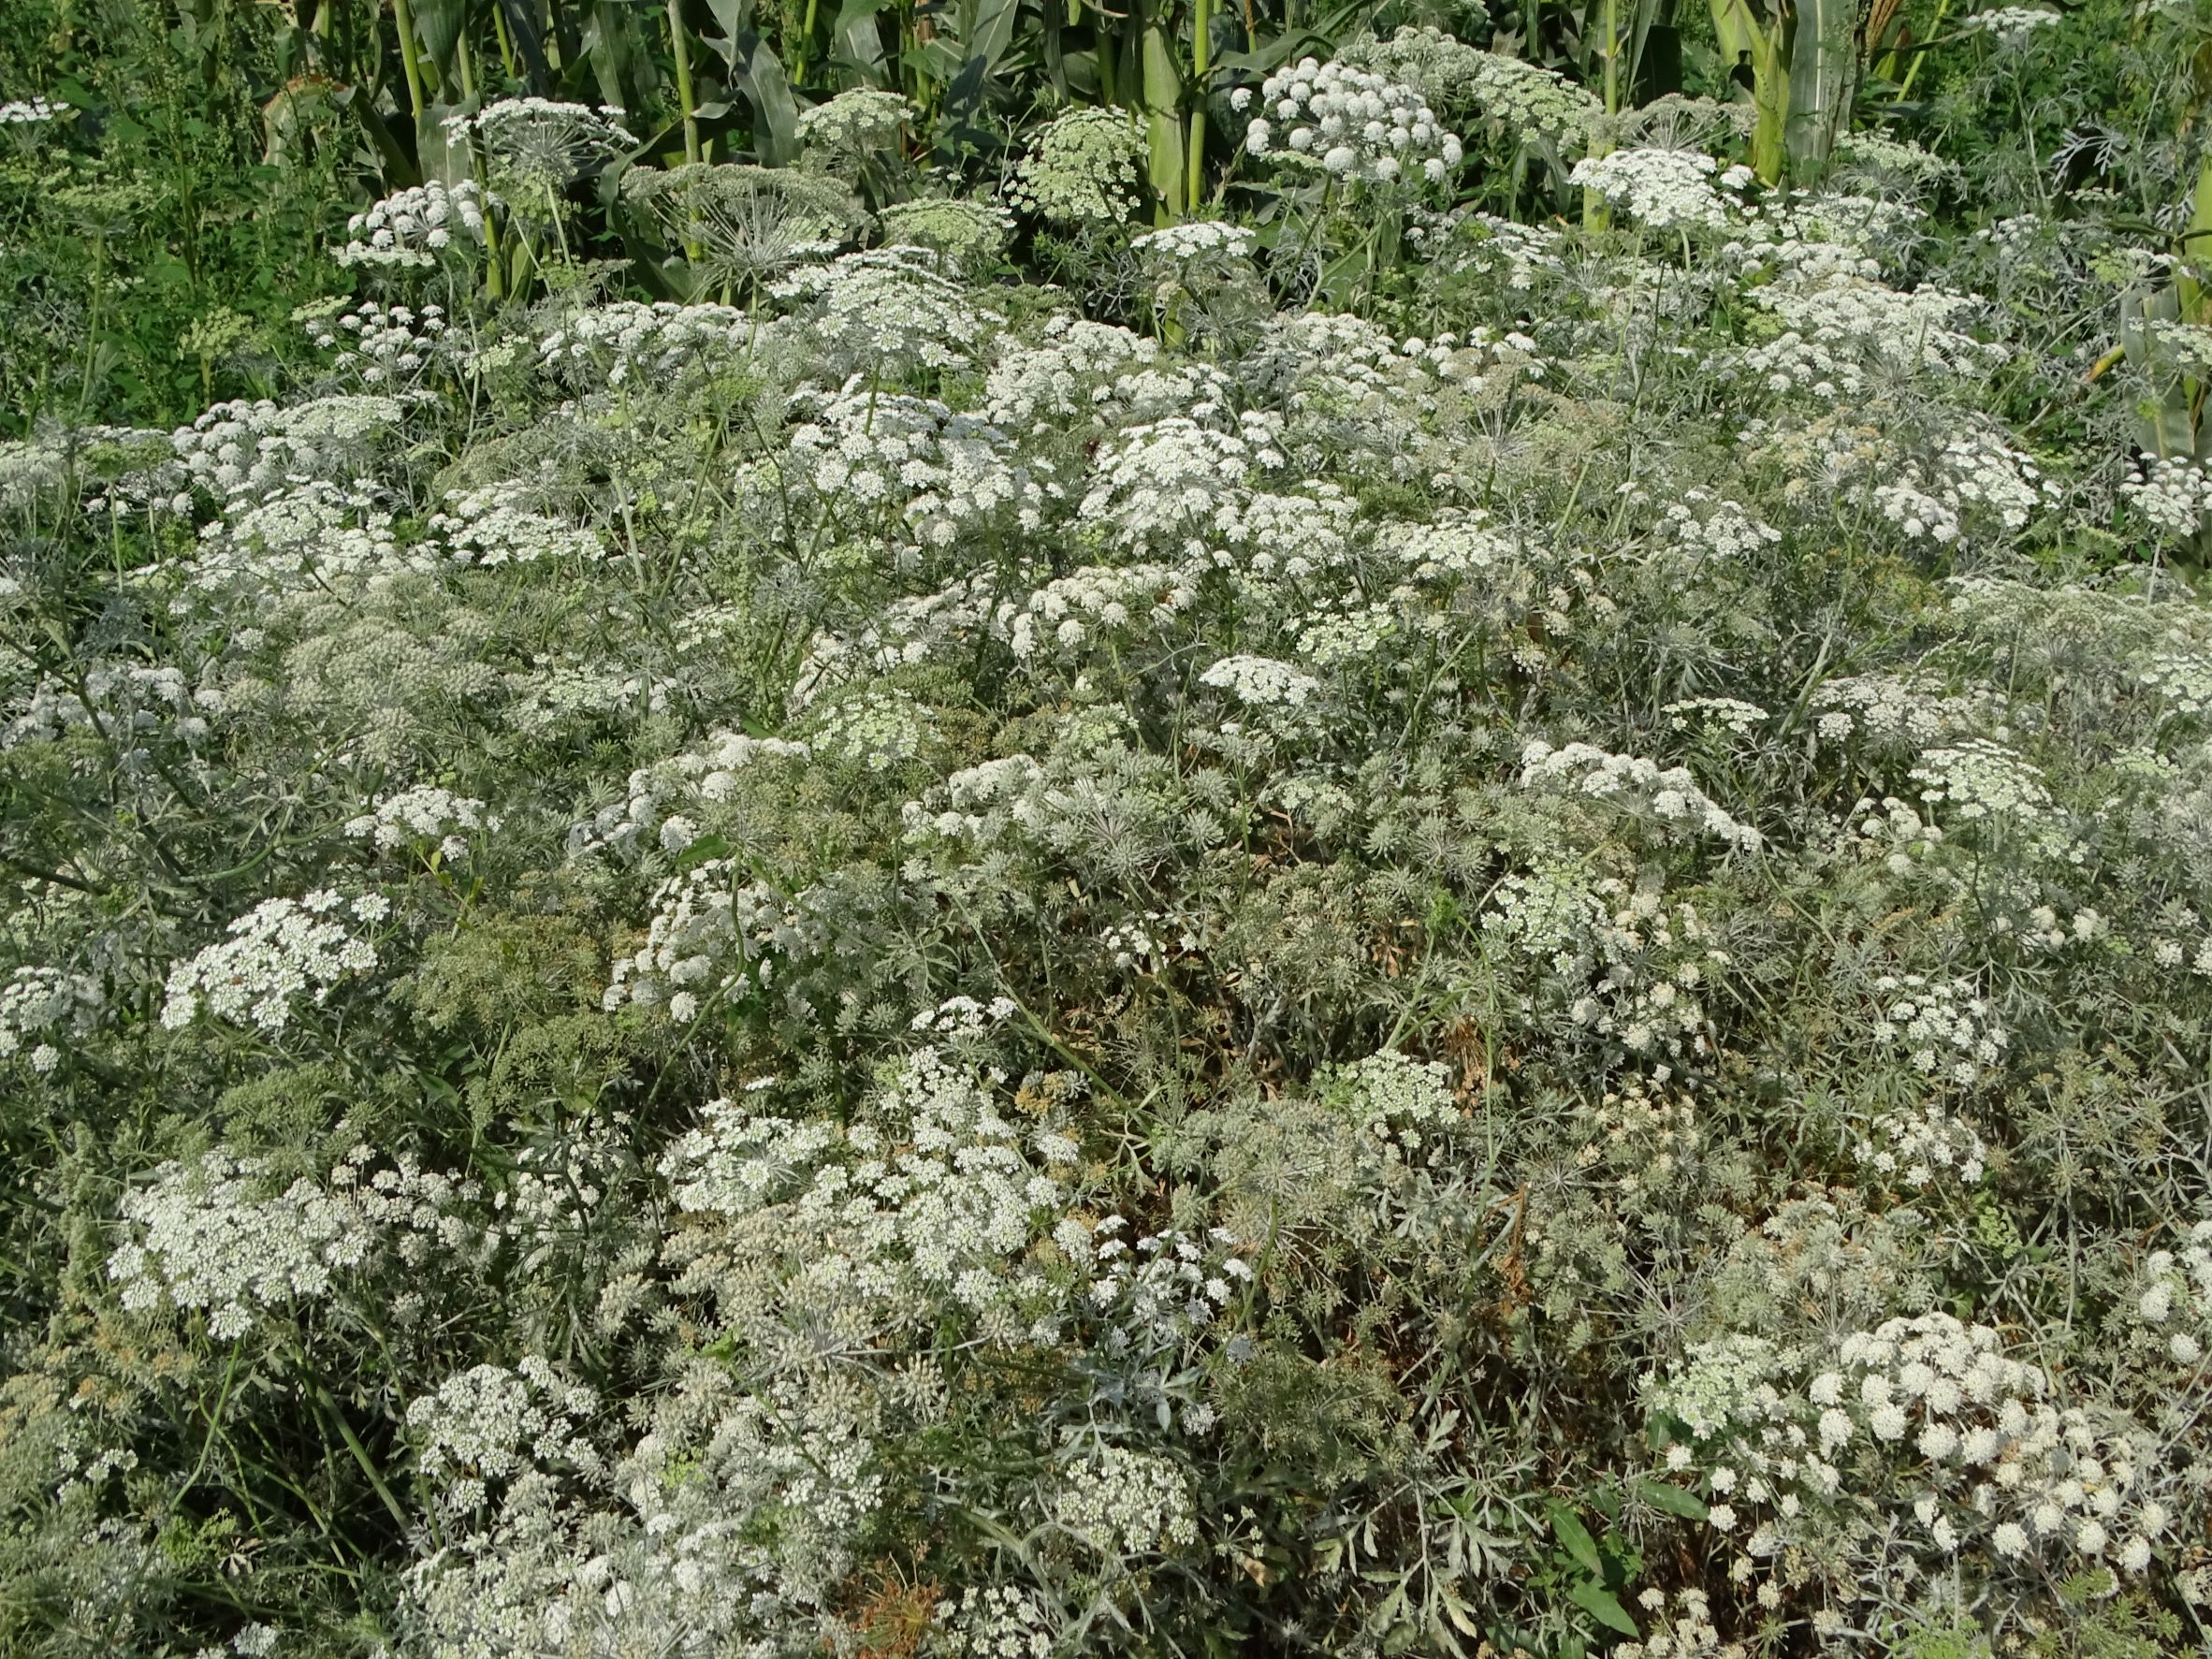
704,0 -> 802,163
1565,1578 -> 1639,1637
1633,1478 -> 1710,1521
1548,1503 -> 1602,1577
830,0 -> 895,36
676,832 -> 732,871
411,0 -> 469,93
830,0 -> 892,76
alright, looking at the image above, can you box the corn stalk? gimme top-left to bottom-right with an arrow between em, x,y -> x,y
1137,0 -> 1186,218
1709,0 -> 1864,184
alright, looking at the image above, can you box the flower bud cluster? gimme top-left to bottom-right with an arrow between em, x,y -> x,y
1239,57 -> 1462,185
337,180 -> 488,269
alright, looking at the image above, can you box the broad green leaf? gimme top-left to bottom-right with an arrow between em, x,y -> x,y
1548,1502 -> 1602,1577
1633,1478 -> 1710,1521
411,0 -> 468,92
676,832 -> 732,871
960,0 -> 1022,73
1566,1578 -> 1639,1637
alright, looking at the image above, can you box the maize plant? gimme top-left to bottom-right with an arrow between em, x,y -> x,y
1709,0 -> 1866,182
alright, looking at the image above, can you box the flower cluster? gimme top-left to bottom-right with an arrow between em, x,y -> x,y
1870,973 -> 2008,1087
345,786 -> 500,858
1570,149 -> 1746,231
2138,645 -> 2212,716
169,394 -> 403,502
427,482 -> 604,566
1660,490 -> 1782,560
877,196 -> 1015,268
603,860 -> 826,1021
1132,220 -> 1259,268
536,300 -> 762,386
1198,652 -> 1322,708
160,891 -> 386,1032
1649,1313 -> 2176,1593
773,247 -> 1001,371
441,98 -> 635,196
1052,1445 -> 1200,1557
2120,455 -> 2212,543
336,180 -> 488,268
1520,739 -> 1763,851
0,965 -> 103,1072
1239,57 -> 1462,184
307,301 -> 452,387
109,1144 -> 477,1339
795,88 -> 915,155
1743,270 -> 1999,399
658,1046 -> 1087,1332
2126,1221 -> 2212,1370
1004,563 -> 1201,662
568,728 -> 811,860
1962,5 -> 2061,37
1909,738 -> 2056,832
931,1585 -> 1056,1658
1851,1100 -> 1988,1190
1008,107 -> 1145,224
1462,51 -> 1603,152
407,1357 -> 603,1514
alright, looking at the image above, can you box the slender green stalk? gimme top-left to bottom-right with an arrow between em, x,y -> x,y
1584,0 -> 1620,226
1604,0 -> 1619,115
491,0 -> 519,77
1895,0 -> 1950,97
794,0 -> 821,83
668,0 -> 703,165
391,0 -> 429,119
1186,0 -> 1211,211
1098,13 -> 1120,103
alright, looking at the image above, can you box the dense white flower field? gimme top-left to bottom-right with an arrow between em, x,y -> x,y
4,26 -> 2212,1659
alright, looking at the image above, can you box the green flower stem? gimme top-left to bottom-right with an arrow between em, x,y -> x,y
669,0 -> 703,165
391,0 -> 430,118
1186,0 -> 1210,211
